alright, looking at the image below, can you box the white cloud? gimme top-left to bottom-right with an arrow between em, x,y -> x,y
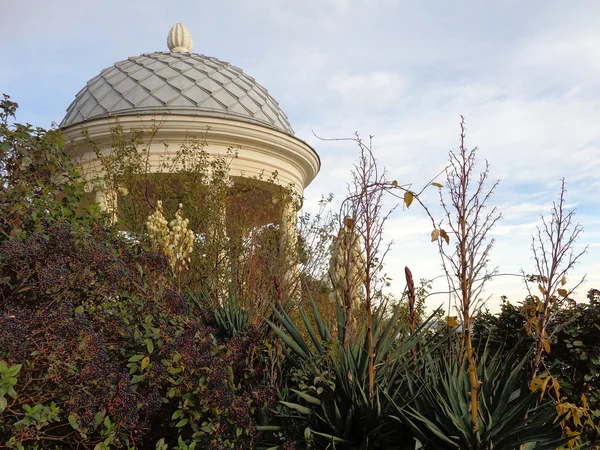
328,71 -> 408,109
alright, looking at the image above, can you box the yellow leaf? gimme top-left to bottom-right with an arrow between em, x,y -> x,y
431,229 -> 440,242
404,191 -> 414,208
538,285 -> 547,295
557,288 -> 568,298
552,377 -> 560,394
542,338 -> 551,354
573,409 -> 583,427
440,229 -> 450,245
391,180 -> 398,187
540,375 -> 551,399
581,394 -> 588,409
141,356 -> 150,371
561,276 -> 567,286
527,318 -> 541,334
531,376 -> 546,392
431,182 -> 443,188
447,316 -> 459,327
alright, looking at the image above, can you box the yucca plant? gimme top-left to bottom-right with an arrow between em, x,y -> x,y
266,290 -> 439,449
187,292 -> 251,338
389,345 -> 575,450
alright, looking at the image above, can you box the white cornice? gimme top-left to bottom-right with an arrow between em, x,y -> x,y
63,114 -> 321,195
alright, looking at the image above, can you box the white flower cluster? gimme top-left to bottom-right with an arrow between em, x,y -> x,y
168,204 -> 195,271
146,201 -> 194,272
328,217 -> 366,312
146,200 -> 171,258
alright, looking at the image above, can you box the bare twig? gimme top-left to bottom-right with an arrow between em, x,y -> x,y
523,179 -> 588,380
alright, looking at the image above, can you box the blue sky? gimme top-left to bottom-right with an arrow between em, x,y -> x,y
2,0 -> 599,312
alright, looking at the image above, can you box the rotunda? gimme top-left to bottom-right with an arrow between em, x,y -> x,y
60,24 -> 320,299
61,23 -> 320,200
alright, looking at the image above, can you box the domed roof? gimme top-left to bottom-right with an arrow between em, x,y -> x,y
60,25 -> 294,135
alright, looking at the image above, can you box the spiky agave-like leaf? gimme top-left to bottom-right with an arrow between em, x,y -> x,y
268,288 -> 440,449
389,347 -> 573,450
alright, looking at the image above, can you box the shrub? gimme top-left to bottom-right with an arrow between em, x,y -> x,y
0,224 -> 281,449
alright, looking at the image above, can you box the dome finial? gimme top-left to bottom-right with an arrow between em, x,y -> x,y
167,23 -> 193,52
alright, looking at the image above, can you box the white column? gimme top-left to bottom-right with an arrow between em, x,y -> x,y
206,192 -> 228,305
95,188 -> 118,223
280,195 -> 301,299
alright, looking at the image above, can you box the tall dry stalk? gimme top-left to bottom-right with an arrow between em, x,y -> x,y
437,117 -> 500,431
524,179 -> 587,381
336,134 -> 394,401
321,130 -> 442,401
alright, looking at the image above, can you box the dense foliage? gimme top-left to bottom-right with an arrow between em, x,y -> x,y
0,95 -> 99,240
1,96 -> 598,449
474,299 -> 600,445
0,221 -> 281,449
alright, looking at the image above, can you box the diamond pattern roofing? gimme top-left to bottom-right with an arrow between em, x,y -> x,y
60,52 -> 294,135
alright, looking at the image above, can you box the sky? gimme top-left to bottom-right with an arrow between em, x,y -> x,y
1,0 -> 599,313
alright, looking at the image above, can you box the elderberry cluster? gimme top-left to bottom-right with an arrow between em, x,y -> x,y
140,387 -> 163,417
282,440 -> 298,450
225,325 -> 265,378
0,219 -> 285,448
107,372 -> 141,431
0,309 -> 28,363
205,364 -> 234,409
65,394 -> 99,430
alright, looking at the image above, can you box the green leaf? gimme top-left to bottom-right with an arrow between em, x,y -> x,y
266,320 -> 309,360
146,340 -> 154,354
131,374 -> 145,384
68,414 -> 79,431
299,307 -> 324,355
94,410 -> 105,427
256,425 -> 284,431
280,401 -> 312,415
291,389 -> 322,406
310,429 -> 352,443
6,364 -> 21,377
176,418 -> 188,427
307,288 -> 330,341
0,396 -> 7,414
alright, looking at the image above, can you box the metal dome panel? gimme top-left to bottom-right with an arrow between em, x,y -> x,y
60,52 -> 294,135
